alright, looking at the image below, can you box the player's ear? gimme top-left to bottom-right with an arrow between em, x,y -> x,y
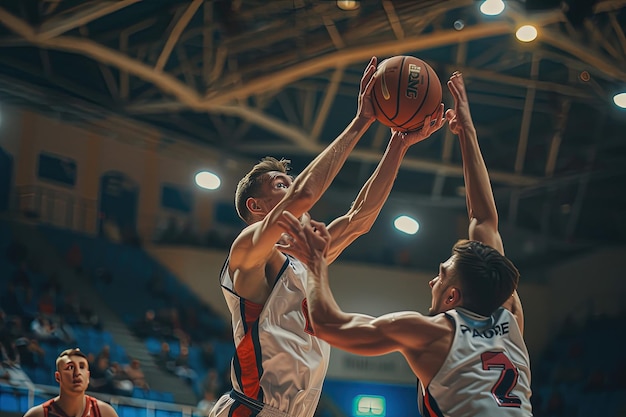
246,197 -> 262,215
446,287 -> 461,306
54,371 -> 60,383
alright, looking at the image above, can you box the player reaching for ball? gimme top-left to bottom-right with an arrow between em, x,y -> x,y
209,57 -> 444,417
278,72 -> 533,417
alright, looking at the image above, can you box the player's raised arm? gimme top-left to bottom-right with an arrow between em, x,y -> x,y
447,72 -> 523,328
446,72 -> 501,253
325,105 -> 445,264
230,57 -> 378,275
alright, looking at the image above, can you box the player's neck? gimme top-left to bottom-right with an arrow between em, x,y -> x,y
55,394 -> 86,417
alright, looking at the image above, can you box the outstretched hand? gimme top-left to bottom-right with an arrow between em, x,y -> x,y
356,56 -> 378,122
445,71 -> 475,135
391,102 -> 446,146
275,211 -> 331,274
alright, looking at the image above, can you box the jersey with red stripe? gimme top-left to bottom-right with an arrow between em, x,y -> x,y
213,255 -> 330,417
418,307 -> 532,417
42,395 -> 102,417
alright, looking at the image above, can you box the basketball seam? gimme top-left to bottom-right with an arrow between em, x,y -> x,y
372,89 -> 394,125
390,56 -> 408,123
397,61 -> 431,130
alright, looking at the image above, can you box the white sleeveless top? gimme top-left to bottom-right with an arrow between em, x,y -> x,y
418,307 -> 532,417
215,255 -> 330,417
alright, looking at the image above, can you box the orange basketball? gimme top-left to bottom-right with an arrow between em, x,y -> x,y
371,55 -> 442,132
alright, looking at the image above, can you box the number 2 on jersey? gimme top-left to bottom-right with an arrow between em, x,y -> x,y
481,351 -> 522,407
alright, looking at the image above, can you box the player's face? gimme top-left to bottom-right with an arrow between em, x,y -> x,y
56,355 -> 90,393
428,257 -> 454,315
258,171 -> 293,213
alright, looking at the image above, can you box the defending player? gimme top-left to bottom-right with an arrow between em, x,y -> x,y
278,72 -> 532,417
209,57 -> 445,417
23,348 -> 119,417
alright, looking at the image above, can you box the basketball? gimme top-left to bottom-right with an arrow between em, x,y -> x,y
371,55 -> 442,132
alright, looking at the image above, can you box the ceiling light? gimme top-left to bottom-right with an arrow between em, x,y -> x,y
614,92 -> 626,109
516,25 -> 538,42
195,171 -> 221,190
480,0 -> 505,16
394,215 -> 420,235
337,1 -> 359,11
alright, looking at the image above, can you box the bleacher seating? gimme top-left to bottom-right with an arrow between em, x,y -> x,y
34,224 -> 232,399
530,313 -> 626,417
1,219 -> 232,411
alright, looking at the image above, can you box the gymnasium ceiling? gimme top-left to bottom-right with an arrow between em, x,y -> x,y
0,0 -> 625,276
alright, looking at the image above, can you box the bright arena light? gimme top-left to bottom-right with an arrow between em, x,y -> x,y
195,171 -> 221,190
613,92 -> 626,109
394,215 -> 420,235
337,1 -> 359,11
516,25 -> 538,42
480,0 -> 505,16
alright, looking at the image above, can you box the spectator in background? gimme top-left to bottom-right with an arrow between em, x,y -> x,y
0,338 -> 20,368
31,315 -> 55,342
200,341 -> 217,371
200,368 -> 222,400
133,309 -> 161,339
51,317 -> 76,345
173,345 -> 197,386
124,358 -> 149,391
89,355 -> 113,394
14,337 -> 45,369
109,362 -> 134,396
197,389 -> 218,415
154,342 -> 175,373
95,345 -> 111,364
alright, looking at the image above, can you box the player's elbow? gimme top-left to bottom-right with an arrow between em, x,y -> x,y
310,307 -> 345,340
287,184 -> 317,211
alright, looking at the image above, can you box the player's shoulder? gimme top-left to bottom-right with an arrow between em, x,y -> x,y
23,404 -> 45,417
95,399 -> 119,417
229,223 -> 260,258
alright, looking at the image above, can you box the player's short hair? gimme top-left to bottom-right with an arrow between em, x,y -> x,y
235,157 -> 291,223
452,240 -> 519,316
56,348 -> 88,369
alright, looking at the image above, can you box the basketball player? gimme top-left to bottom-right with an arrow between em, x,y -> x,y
23,348 -> 119,417
277,72 -> 533,417
210,57 -> 445,417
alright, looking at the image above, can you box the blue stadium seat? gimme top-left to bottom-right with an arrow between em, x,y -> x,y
0,393 -> 20,413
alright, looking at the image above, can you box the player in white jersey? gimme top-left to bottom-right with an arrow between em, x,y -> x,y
277,72 -> 533,417
209,57 -> 445,417
214,256 -> 330,417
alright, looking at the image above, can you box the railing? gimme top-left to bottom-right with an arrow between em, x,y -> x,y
12,185 -> 99,235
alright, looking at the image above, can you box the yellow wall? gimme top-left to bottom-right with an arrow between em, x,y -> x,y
1,105 -> 227,241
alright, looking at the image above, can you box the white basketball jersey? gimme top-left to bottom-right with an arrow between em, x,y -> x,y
213,255 -> 330,417
418,307 -> 532,417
